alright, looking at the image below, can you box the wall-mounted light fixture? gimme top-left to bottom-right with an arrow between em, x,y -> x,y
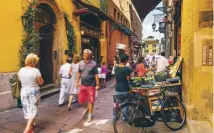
21,15 -> 28,28
80,30 -> 85,35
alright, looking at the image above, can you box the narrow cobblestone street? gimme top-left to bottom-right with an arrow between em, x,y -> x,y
0,80 -> 189,133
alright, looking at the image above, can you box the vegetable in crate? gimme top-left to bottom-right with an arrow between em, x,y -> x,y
131,77 -> 145,87
155,70 -> 169,82
144,76 -> 155,85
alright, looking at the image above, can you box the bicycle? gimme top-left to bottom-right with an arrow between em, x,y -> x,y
113,82 -> 186,133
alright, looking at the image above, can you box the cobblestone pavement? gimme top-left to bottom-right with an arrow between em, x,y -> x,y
0,80 -> 189,133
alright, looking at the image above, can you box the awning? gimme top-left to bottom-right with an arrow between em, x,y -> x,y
73,0 -> 115,23
73,0 -> 134,36
131,0 -> 162,20
117,24 -> 135,36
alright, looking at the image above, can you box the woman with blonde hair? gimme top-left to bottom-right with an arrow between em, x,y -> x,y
68,55 -> 80,110
18,53 -> 44,133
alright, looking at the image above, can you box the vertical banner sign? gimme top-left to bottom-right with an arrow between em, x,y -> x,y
159,22 -> 166,33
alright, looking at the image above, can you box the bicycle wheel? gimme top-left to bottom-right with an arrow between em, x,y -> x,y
161,97 -> 186,131
113,103 -> 144,133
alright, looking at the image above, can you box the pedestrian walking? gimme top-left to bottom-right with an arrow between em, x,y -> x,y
150,56 -> 157,70
67,55 -> 80,111
76,49 -> 100,122
145,58 -> 150,69
112,56 -> 119,86
58,57 -> 72,106
101,62 -> 107,88
97,64 -> 102,88
18,53 -> 44,133
114,54 -> 131,120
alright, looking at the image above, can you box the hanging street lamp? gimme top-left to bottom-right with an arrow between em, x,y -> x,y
152,23 -> 156,32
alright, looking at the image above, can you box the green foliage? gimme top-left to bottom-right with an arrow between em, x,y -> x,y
64,13 -> 76,56
19,1 -> 40,67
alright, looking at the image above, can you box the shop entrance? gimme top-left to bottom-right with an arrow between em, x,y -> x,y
81,37 -> 99,63
80,13 -> 101,64
39,25 -> 54,84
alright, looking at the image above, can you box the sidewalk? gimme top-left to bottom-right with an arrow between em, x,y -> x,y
0,80 -> 189,133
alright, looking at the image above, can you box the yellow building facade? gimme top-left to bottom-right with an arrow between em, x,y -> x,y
0,0 -> 107,111
181,0 -> 213,125
144,39 -> 159,55
164,0 -> 213,131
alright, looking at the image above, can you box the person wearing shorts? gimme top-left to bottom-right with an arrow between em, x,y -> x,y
76,49 -> 100,122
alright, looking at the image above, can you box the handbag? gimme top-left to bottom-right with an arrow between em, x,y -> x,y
11,75 -> 21,99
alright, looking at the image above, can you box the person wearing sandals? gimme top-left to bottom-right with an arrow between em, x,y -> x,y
18,53 -> 44,133
76,49 -> 100,122
68,55 -> 80,110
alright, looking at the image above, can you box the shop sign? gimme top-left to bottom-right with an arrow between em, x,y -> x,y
81,26 -> 102,39
202,39 -> 213,66
159,22 -> 166,33
116,43 -> 126,50
154,14 -> 165,23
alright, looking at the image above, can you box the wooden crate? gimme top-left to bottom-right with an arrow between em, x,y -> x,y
148,94 -> 184,119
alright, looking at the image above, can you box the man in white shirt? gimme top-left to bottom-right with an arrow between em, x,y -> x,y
58,57 -> 72,106
156,52 -> 169,73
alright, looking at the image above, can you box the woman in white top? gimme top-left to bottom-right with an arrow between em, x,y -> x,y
18,53 -> 44,133
97,64 -> 102,88
68,55 -> 80,110
112,56 -> 119,86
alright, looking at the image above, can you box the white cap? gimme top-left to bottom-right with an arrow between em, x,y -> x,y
83,49 -> 92,54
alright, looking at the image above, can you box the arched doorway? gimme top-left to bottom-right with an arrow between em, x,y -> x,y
35,3 -> 56,84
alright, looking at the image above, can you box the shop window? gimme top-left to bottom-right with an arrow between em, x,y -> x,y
121,15 -> 123,23
117,12 -> 120,21
114,8 -> 116,18
121,17 -> 123,24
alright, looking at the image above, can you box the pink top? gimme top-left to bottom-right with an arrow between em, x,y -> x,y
101,65 -> 107,74
136,63 -> 147,77
168,59 -> 174,65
